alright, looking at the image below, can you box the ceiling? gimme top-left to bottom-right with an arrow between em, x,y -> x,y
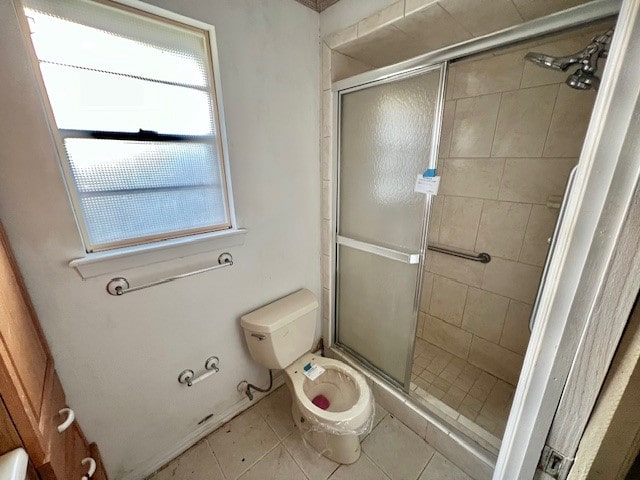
294,0 -> 341,12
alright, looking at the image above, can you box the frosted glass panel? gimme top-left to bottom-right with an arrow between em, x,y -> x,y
336,66 -> 444,387
65,139 -> 227,246
339,70 -> 441,251
337,246 -> 419,383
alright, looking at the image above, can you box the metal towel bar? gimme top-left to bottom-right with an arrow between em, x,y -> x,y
427,245 -> 491,263
106,252 -> 233,295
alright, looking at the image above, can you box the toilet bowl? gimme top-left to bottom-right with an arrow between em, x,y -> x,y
240,289 -> 374,464
286,353 -> 373,464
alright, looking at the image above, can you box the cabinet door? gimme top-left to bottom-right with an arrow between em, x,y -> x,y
89,443 -> 109,480
0,226 -> 52,464
67,423 -> 90,480
37,371 -> 72,480
27,462 -> 41,480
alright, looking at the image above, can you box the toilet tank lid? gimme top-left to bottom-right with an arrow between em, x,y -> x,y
240,289 -> 318,334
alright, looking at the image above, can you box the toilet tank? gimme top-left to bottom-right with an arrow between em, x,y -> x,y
240,289 -> 318,369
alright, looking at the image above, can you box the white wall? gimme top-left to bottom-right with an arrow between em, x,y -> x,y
0,0 -> 320,478
320,0 -> 398,36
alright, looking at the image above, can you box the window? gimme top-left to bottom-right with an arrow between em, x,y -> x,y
22,0 -> 233,252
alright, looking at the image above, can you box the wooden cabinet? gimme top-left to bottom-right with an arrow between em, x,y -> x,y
38,371 -> 72,480
0,224 -> 107,480
0,226 -> 52,465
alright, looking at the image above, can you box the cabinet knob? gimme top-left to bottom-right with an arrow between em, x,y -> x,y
81,457 -> 96,480
57,408 -> 75,433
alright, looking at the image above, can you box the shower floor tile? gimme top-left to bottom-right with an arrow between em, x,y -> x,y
147,384 -> 473,480
410,338 -> 516,444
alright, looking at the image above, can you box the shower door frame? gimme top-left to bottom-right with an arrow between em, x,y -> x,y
326,0 -> 625,478
332,62 -> 447,391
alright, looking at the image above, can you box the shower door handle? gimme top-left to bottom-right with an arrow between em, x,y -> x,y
529,166 -> 578,331
336,235 -> 421,264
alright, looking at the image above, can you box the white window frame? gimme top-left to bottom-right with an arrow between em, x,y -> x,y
16,0 -> 246,278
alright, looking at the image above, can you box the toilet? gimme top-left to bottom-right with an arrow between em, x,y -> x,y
240,288 -> 374,464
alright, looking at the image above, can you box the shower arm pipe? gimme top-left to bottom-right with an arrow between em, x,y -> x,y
427,244 -> 491,263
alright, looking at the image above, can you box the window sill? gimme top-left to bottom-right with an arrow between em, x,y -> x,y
69,228 -> 247,279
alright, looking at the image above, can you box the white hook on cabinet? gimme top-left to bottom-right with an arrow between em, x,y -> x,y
57,407 -> 75,433
81,457 -> 96,479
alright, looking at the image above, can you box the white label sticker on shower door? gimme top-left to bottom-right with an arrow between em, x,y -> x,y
414,175 -> 440,195
302,363 -> 325,381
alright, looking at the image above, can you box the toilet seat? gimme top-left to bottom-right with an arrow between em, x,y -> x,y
285,353 -> 373,434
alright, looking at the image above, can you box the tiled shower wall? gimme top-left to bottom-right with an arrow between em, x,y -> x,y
320,0 -> 608,385
417,32 -> 600,385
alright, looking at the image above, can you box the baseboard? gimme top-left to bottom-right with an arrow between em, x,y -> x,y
121,374 -> 285,480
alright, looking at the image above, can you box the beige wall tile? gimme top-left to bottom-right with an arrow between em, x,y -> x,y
321,253 -> 331,289
428,250 -> 486,288
417,311 -> 427,338
438,100 -> 455,159
462,288 -> 509,343
322,180 -> 331,220
322,89 -> 332,138
420,271 -> 434,313
452,51 -> 524,99
519,205 -> 558,266
499,157 -> 576,204
423,315 -> 473,359
405,0 -> 438,15
439,0 -> 523,36
492,84 -> 558,157
429,274 -> 468,326
322,287 -> 330,320
511,0 -> 587,21
475,200 -> 531,260
321,136 -> 332,181
395,2 -> 471,53
543,85 -> 597,157
357,1 -> 405,37
336,25 -> 425,68
440,158 -> 505,199
468,336 -> 524,385
446,64 -> 457,100
450,94 -> 501,157
428,194 -> 443,243
500,300 -> 532,355
331,51 -> 375,82
325,24 -> 358,50
439,196 -> 483,251
322,42 -> 332,91
321,219 -> 331,256
482,257 -> 542,303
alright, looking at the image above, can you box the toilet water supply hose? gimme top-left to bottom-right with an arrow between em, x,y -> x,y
245,369 -> 273,400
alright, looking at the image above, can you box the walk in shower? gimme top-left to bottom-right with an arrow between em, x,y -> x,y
330,8 -> 616,454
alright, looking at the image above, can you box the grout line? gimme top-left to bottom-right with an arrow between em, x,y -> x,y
489,91 -> 504,158
541,83 -> 561,156
204,438 -> 229,480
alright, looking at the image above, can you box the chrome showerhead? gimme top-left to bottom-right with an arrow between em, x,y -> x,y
524,29 -> 613,90
566,68 -> 599,90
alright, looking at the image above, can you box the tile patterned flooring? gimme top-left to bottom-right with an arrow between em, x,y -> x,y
409,338 -> 515,441
148,384 -> 473,480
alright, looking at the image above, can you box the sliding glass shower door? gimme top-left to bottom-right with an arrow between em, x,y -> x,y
336,64 -> 446,387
